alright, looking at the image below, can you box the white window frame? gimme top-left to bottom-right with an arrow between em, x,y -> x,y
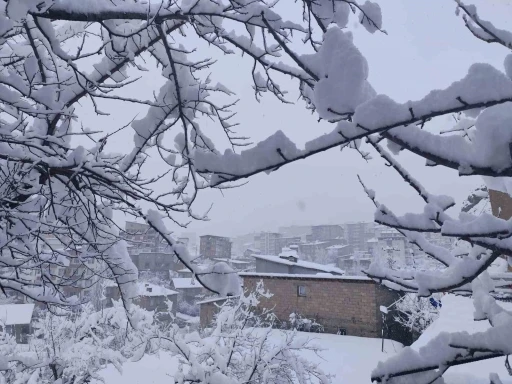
297,285 -> 307,297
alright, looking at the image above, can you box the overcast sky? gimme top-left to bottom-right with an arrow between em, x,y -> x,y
80,0 -> 512,238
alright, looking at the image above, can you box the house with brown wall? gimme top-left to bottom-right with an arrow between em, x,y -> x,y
238,273 -> 400,338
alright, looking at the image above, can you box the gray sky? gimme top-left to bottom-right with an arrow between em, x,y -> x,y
80,0 -> 512,238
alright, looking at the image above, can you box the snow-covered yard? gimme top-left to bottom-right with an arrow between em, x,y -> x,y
412,294 -> 512,384
97,294 -> 512,384
98,332 -> 402,384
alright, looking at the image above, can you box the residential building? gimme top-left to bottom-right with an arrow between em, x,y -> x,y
175,268 -> 194,278
310,225 -> 344,241
298,239 -> 346,260
337,251 -> 374,275
123,221 -> 166,251
130,251 -> 182,272
171,277 -> 207,304
252,249 -> 344,276
344,222 -> 375,252
278,225 -> 311,239
326,244 -> 353,260
376,228 -> 409,267
199,296 -> 238,328
104,282 -> 178,316
213,258 -> 253,272
200,235 -> 232,259
0,304 -> 35,343
254,232 -> 282,255
231,232 -> 258,258
177,237 -> 189,247
202,273 -> 403,341
278,236 -> 302,251
243,247 -> 261,259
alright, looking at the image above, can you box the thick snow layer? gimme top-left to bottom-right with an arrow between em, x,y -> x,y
97,332 -> 402,384
138,282 -> 178,297
301,27 -> 375,121
0,304 -> 35,325
413,294 -> 512,383
239,272 -> 371,281
172,277 -> 203,290
197,62 -> 512,185
252,254 -> 345,274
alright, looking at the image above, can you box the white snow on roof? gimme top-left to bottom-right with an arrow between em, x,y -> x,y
239,272 -> 370,281
138,282 -> 177,297
326,244 -> 350,249
172,277 -> 204,289
176,268 -> 193,273
301,241 -> 328,246
197,295 -> 240,305
279,247 -> 299,258
0,304 -> 35,325
253,254 -> 345,274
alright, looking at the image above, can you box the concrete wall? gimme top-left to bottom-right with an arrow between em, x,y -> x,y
242,275 -> 400,338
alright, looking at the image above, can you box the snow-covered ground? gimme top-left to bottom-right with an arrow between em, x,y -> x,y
98,294 -> 512,384
413,294 -> 512,384
98,332 -> 402,384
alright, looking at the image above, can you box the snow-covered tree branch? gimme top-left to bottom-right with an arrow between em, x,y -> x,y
4,0 -> 512,382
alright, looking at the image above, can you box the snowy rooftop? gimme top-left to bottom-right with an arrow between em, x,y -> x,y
229,259 -> 251,265
326,244 -> 350,249
239,272 -> 370,281
196,295 -> 240,305
138,282 -> 178,297
253,254 -> 345,275
0,304 -> 35,325
300,241 -> 328,246
172,277 -> 204,289
278,247 -> 299,258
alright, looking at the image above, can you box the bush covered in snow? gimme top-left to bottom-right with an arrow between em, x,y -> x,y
394,293 -> 442,336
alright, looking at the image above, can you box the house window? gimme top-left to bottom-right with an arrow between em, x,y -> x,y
297,285 -> 307,297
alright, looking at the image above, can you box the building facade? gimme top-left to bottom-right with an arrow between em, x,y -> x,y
344,222 -> 375,252
254,232 -> 282,255
0,304 -> 35,344
130,251 -> 182,272
376,228 -> 409,267
298,239 -> 346,260
200,235 -> 232,259
310,225 -> 344,241
235,274 -> 401,339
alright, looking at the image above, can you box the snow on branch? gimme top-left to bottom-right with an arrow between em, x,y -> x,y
198,63 -> 512,186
